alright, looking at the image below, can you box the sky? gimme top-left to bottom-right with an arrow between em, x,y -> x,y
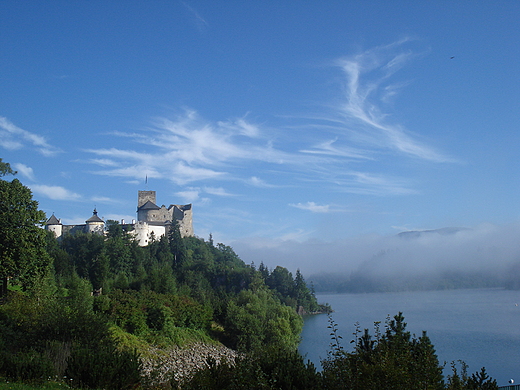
2,1 -> 520,275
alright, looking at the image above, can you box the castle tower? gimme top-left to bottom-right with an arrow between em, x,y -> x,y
138,191 -> 156,208
45,214 -> 63,238
85,208 -> 104,234
135,190 -> 194,242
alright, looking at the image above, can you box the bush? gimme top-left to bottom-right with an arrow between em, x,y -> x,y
183,347 -> 322,390
65,344 -> 141,390
0,349 -> 55,383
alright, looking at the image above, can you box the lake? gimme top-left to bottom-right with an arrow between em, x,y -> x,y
299,288 -> 520,387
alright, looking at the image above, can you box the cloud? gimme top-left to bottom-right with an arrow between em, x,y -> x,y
344,171 -> 418,196
180,1 -> 209,32
91,196 -> 118,203
290,201 -> 330,213
84,41 -> 455,198
300,138 -> 373,160
30,184 -> 81,201
332,40 -> 455,163
0,117 -> 61,157
86,110 -> 291,185
203,186 -> 235,197
247,176 -> 278,188
12,163 -> 35,181
175,190 -> 200,203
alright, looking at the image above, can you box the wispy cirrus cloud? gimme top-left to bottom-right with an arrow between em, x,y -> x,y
180,1 -> 209,33
0,117 -> 61,157
85,40 -> 455,199
86,110 -> 292,185
332,39 -> 455,163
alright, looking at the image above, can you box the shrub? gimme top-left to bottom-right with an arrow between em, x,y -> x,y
0,349 -> 55,383
65,344 -> 141,390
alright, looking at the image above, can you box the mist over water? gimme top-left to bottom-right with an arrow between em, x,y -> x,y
299,288 -> 520,387
232,222 -> 520,290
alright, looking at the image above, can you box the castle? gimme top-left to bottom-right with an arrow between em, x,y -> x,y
45,190 -> 193,246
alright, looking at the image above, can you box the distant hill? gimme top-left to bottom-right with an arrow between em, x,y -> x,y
397,227 -> 471,239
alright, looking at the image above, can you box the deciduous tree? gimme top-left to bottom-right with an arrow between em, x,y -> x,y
0,163 -> 51,297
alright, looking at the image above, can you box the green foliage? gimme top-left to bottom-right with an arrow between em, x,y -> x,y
0,175 -> 51,296
225,275 -> 303,352
0,174 -> 323,387
0,381 -> 72,389
65,344 -> 141,389
263,266 -> 320,313
445,362 -> 498,390
322,312 -> 445,390
0,159 -> 16,177
0,349 -> 55,383
322,313 -> 499,390
183,347 -> 322,390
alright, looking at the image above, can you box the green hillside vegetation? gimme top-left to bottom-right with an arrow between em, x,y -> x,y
0,158 -> 323,388
0,159 -> 497,389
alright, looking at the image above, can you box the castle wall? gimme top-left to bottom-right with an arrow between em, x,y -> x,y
173,205 -> 193,237
132,221 -> 166,246
141,206 -> 171,223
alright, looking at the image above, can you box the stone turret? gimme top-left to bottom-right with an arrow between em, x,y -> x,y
45,214 -> 63,238
85,208 -> 104,234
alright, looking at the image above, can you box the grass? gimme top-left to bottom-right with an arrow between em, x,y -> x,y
0,380 -> 72,390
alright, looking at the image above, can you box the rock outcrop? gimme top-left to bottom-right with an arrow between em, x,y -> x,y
141,342 -> 240,386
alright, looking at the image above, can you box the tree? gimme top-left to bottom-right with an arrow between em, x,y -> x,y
0,159 -> 16,177
225,274 -> 303,352
322,312 -> 445,390
168,219 -> 187,268
0,166 -> 52,298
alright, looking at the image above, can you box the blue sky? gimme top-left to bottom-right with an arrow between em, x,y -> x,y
2,1 -> 520,274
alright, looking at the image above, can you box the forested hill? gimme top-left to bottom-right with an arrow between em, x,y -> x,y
25,219 -> 323,351
0,157 -> 328,387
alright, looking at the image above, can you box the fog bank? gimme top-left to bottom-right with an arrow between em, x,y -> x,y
231,222 -> 520,290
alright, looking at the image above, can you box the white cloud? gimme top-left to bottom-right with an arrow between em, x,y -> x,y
203,186 -> 235,196
300,138 -> 373,159
290,201 -> 330,213
248,176 -> 277,188
0,117 -> 61,157
180,1 -> 209,32
30,184 -> 81,201
12,163 -> 35,181
175,190 -> 200,203
91,196 -> 117,203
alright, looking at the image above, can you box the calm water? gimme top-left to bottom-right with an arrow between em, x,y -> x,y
299,288 -> 520,387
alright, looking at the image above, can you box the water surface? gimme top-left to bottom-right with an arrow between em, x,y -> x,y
299,288 -> 520,386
